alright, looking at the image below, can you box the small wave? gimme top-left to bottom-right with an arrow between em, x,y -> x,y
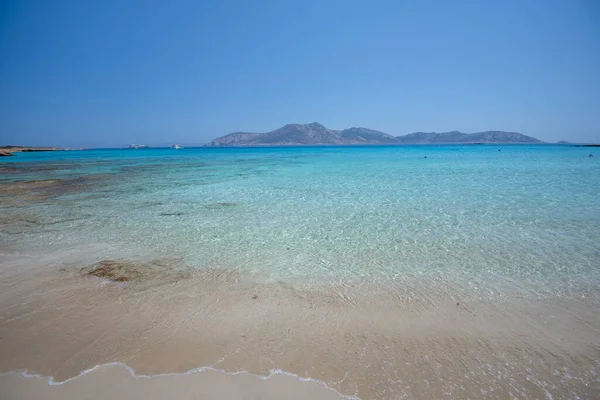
1,360 -> 360,400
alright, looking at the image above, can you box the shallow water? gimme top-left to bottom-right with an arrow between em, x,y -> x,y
2,145 -> 599,293
1,145 -> 600,398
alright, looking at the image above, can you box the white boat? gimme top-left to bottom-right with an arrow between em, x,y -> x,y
128,144 -> 149,149
171,144 -> 182,149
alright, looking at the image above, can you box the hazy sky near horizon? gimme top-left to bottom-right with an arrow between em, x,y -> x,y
1,0 -> 599,146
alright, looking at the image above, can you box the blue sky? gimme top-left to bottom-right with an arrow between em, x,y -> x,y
1,0 -> 599,146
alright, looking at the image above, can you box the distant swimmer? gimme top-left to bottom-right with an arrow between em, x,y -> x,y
498,149 -> 501,152
424,156 -> 427,158
590,154 -> 593,157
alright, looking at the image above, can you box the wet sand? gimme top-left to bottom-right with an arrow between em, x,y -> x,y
1,251 -> 599,399
0,364 -> 344,400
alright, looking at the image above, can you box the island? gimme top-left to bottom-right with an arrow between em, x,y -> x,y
204,123 -> 544,147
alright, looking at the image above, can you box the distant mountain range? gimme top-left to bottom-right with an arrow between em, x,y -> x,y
204,123 -> 543,146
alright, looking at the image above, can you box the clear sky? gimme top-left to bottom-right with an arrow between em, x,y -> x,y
1,0 -> 599,146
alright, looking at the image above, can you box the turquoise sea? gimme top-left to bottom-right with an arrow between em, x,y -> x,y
2,145 -> 600,296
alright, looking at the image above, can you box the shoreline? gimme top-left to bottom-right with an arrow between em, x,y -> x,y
0,363 -> 351,400
1,251 -> 599,399
0,146 -> 82,157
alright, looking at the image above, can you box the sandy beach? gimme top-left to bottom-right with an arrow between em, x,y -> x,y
1,250 -> 599,399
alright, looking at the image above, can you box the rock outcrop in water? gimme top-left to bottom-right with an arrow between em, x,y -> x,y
83,260 -> 146,282
204,124 -> 543,146
81,258 -> 190,284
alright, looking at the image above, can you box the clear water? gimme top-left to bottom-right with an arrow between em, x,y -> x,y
2,145 -> 599,297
